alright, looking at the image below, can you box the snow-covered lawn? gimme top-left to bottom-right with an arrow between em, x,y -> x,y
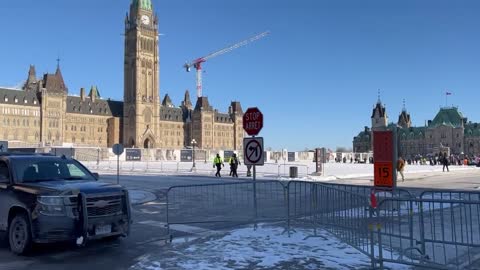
84,160 -> 479,181
131,224 -> 410,270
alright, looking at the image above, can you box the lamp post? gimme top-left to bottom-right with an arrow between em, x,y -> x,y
191,139 -> 197,171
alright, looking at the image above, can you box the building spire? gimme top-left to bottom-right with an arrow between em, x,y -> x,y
377,89 -> 381,104
402,99 -> 406,112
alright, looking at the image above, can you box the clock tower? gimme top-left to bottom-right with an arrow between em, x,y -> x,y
123,0 -> 160,148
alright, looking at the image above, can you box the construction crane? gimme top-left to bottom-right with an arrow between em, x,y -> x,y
184,31 -> 270,98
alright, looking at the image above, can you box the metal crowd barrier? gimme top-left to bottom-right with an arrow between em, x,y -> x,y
371,190 -> 480,269
165,180 -> 480,269
166,180 -> 287,235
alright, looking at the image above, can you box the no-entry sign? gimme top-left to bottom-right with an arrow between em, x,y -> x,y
243,107 -> 263,136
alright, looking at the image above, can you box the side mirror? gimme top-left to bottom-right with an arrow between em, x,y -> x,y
92,173 -> 99,180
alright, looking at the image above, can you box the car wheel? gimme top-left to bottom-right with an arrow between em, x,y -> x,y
8,213 -> 32,255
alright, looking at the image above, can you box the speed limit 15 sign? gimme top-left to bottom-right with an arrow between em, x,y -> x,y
374,162 -> 393,188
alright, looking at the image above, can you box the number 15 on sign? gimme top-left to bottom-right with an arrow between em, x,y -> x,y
374,162 -> 393,188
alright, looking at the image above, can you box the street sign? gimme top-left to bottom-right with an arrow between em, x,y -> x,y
112,144 -> 124,156
374,162 -> 394,188
224,150 -> 234,163
126,149 -> 142,161
112,143 -> 125,185
243,137 -> 264,166
180,149 -> 193,162
0,141 -> 8,152
288,152 -> 295,162
373,131 -> 395,188
243,107 -> 263,136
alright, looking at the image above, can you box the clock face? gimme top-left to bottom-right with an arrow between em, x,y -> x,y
141,15 -> 150,25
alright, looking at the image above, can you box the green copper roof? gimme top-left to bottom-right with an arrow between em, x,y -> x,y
399,127 -> 426,140
133,0 -> 152,11
353,131 -> 371,142
429,107 -> 464,128
89,86 -> 101,98
465,123 -> 480,137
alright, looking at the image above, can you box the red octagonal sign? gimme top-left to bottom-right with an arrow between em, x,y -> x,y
243,107 -> 263,136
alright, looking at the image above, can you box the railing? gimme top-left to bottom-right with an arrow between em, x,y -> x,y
165,181 -> 480,269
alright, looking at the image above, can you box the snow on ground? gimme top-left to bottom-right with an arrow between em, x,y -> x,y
84,160 -> 479,181
130,224 -> 410,270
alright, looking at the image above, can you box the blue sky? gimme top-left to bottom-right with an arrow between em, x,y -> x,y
1,0 -> 479,151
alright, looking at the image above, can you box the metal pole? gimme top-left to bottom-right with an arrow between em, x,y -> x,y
253,164 -> 257,221
193,144 -> 196,169
393,127 -> 398,188
116,154 -> 119,185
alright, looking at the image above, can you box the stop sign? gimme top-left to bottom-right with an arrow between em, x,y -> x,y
243,107 -> 263,136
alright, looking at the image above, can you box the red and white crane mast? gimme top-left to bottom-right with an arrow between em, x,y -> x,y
184,31 -> 270,98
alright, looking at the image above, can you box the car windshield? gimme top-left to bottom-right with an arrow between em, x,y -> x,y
12,157 -> 95,183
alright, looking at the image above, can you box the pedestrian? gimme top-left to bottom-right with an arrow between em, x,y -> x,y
442,153 -> 449,172
397,156 -> 406,182
228,155 -> 234,176
230,153 -> 240,177
213,153 -> 224,177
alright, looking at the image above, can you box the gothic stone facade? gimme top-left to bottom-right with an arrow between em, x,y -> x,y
0,0 -> 244,150
353,100 -> 480,158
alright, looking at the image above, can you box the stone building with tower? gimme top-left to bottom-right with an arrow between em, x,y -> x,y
353,98 -> 480,158
0,0 -> 244,151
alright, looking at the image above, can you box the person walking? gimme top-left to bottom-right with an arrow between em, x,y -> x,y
213,153 -> 224,177
228,155 -> 234,176
442,153 -> 450,172
230,153 -> 240,178
397,157 -> 406,182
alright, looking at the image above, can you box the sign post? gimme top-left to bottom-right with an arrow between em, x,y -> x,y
314,148 -> 326,176
243,107 -> 264,223
0,141 -> 8,153
112,144 -> 124,185
373,131 -> 397,189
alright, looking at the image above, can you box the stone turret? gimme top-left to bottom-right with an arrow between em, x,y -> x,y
89,86 -> 100,102
181,90 -> 193,110
398,101 -> 411,129
371,99 -> 388,131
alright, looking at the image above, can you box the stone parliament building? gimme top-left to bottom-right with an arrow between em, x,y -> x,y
0,0 -> 244,151
353,98 -> 480,158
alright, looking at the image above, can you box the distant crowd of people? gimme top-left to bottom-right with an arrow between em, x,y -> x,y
335,153 -> 480,168
404,153 -> 480,168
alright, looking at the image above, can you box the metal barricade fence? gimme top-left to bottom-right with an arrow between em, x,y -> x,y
310,183 -> 376,265
166,180 -> 287,235
165,180 -> 480,269
373,191 -> 480,269
420,191 -> 480,269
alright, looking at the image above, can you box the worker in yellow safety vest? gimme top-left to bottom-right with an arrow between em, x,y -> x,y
213,154 -> 224,177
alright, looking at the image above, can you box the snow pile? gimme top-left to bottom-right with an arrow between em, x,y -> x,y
131,225 -> 410,270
